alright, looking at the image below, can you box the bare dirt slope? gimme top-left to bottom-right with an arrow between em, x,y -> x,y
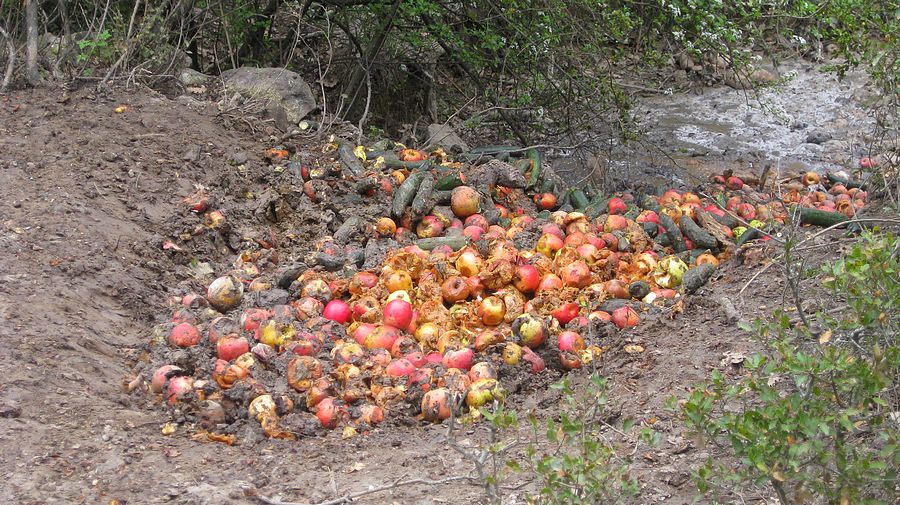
0,86 -> 777,505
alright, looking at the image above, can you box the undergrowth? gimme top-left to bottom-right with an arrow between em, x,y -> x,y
677,231 -> 899,504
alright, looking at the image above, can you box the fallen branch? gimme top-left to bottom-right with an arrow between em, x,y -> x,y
243,475 -> 478,505
737,217 -> 900,296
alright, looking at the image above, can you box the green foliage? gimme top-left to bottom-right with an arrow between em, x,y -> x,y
476,373 -> 652,503
821,231 -> 899,348
524,374 -> 641,504
76,30 -> 114,64
9,1 -> 896,141
678,232 -> 899,504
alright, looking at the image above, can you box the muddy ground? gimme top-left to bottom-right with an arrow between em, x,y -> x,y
0,83 -> 848,505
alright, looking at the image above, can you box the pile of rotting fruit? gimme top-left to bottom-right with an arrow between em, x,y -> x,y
140,139 -> 871,442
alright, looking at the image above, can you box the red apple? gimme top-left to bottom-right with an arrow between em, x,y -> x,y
217,334 -> 250,361
551,302 -> 580,325
400,148 -> 427,161
456,249 -> 483,277
537,273 -> 563,295
386,358 -> 416,377
636,210 -> 660,224
611,306 -> 640,329
726,176 -> 744,190
603,215 -> 628,232
463,225 -> 484,241
536,233 -> 564,257
560,261 -> 591,288
607,197 -> 627,215
557,331 -> 585,352
351,323 -> 376,345
416,215 -> 444,238
169,322 -> 201,347
364,325 -> 400,350
464,214 -> 489,230
474,329 -> 505,351
383,299 -> 413,329
151,365 -> 182,393
323,299 -> 351,324
512,264 -> 541,293
541,223 -> 564,238
534,192 -> 557,210
443,347 -> 474,370
659,189 -> 682,205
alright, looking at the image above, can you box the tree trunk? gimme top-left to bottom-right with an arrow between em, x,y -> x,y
25,0 -> 41,86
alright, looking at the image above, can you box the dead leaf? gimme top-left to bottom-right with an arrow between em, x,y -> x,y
161,422 -> 177,435
720,351 -> 746,366
188,261 -> 214,279
207,432 -> 239,445
264,148 -> 290,163
345,461 -> 365,473
161,240 -> 182,251
114,105 -> 128,113
624,344 -> 644,354
772,470 -> 785,482
819,330 -> 833,344
187,86 -> 207,94
341,426 -> 358,440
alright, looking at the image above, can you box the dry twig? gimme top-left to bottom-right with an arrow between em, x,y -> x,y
243,475 -> 477,505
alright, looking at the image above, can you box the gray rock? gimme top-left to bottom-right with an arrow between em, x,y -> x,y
724,67 -> 778,90
229,150 -> 249,165
222,67 -> 317,125
427,123 -> 469,152
676,52 -> 695,71
182,144 -> 201,162
749,68 -> 777,84
178,68 -> 209,86
145,44 -> 191,74
805,131 -> 832,145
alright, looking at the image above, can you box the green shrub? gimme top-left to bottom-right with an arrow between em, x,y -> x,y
677,232 -> 899,504
523,374 -> 648,504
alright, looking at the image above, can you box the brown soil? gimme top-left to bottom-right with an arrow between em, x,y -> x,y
0,86 -> 786,505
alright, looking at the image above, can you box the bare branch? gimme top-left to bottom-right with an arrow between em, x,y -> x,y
243,475 -> 478,505
0,25 -> 16,92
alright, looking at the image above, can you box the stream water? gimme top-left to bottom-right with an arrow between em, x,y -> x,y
555,59 -> 877,192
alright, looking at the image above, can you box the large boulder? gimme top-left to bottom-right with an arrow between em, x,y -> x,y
427,124 -> 469,152
178,68 -> 209,86
221,67 -> 317,126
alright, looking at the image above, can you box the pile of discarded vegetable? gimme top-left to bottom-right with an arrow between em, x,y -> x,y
140,139 -> 870,442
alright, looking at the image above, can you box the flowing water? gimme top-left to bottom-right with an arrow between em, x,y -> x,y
555,60 -> 877,192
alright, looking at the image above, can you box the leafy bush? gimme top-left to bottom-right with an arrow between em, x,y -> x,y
678,232 -> 899,504
524,374 -> 643,504
468,372 -> 656,504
